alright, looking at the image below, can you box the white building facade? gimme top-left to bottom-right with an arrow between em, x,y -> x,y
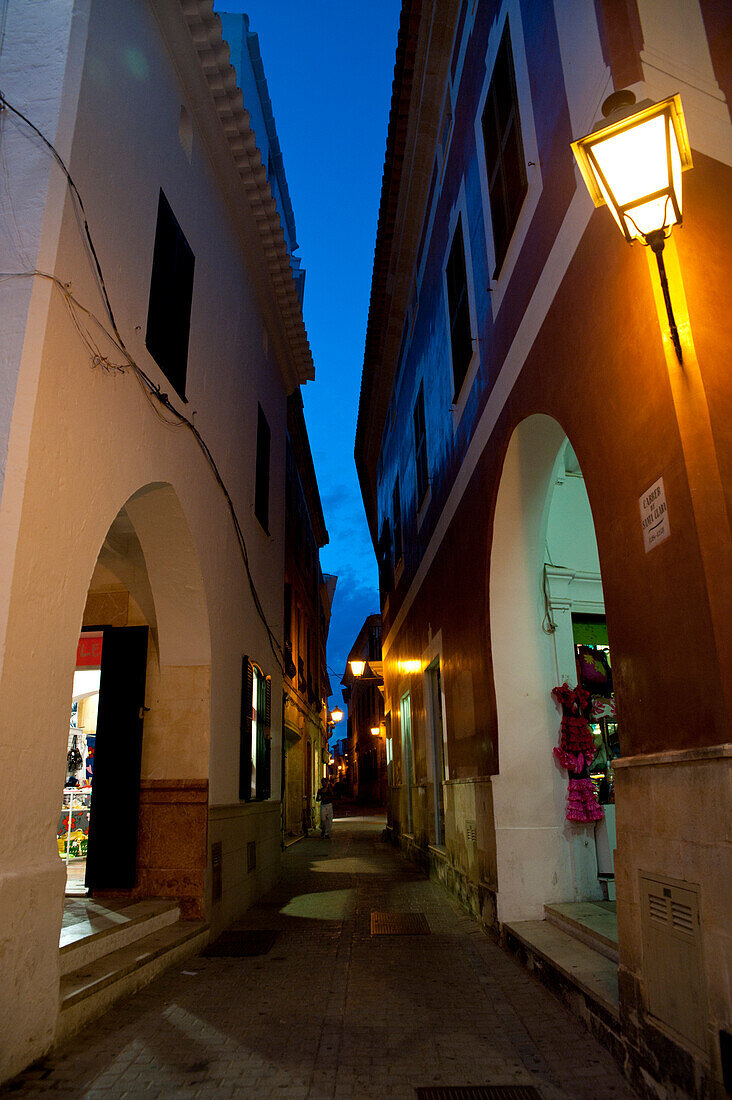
0,0 -> 313,1078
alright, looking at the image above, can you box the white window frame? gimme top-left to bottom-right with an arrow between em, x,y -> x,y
474,1 -> 543,318
443,180 -> 480,431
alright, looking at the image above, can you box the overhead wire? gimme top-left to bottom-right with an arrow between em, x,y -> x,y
0,93 -> 286,673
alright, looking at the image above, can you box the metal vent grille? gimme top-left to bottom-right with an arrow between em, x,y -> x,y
671,900 -> 694,934
415,1087 -> 542,1099
640,873 -> 706,1052
371,911 -> 430,935
648,892 -> 668,923
466,820 -> 477,844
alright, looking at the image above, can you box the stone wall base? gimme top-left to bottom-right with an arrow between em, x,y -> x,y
386,825 -> 499,939
504,929 -> 723,1100
208,800 -> 282,937
387,824 -> 724,1100
94,779 -> 208,920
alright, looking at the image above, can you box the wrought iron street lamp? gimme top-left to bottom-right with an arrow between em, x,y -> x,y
330,706 -> 344,724
571,91 -> 692,362
348,660 -> 384,686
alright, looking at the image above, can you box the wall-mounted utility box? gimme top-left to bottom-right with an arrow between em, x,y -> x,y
640,872 -> 707,1054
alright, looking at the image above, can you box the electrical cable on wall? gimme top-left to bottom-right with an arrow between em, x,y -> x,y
0,91 -> 285,674
541,562 -> 558,636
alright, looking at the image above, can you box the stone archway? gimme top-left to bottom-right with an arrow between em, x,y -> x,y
81,482 -> 212,916
489,414 -> 615,923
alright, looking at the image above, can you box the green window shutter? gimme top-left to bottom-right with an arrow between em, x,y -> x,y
255,672 -> 271,800
239,656 -> 254,801
263,676 -> 272,799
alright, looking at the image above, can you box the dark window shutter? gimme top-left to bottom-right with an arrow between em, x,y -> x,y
392,478 -> 403,563
482,25 -> 527,276
262,676 -> 272,799
413,383 -> 429,505
255,405 -> 271,532
378,520 -> 393,594
265,675 -> 272,731
254,672 -> 270,800
239,656 -> 254,801
145,190 -> 195,401
446,216 -> 473,399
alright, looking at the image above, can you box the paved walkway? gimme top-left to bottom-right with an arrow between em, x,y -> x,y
5,815 -> 637,1099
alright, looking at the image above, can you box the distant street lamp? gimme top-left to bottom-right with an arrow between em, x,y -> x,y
371,726 -> 381,737
571,91 -> 692,362
330,706 -> 344,724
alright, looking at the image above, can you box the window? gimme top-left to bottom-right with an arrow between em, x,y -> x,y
481,25 -> 527,276
255,404 -> 271,532
392,477 -> 403,565
413,382 -> 429,507
239,657 -> 271,801
145,190 -> 195,401
445,216 -> 473,399
377,520 -> 392,594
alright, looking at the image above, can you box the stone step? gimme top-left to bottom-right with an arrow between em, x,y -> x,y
543,901 -> 619,963
59,899 -> 181,976
503,918 -> 619,1020
57,919 -> 209,1045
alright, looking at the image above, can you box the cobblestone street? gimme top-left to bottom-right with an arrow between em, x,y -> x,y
6,815 -> 637,1099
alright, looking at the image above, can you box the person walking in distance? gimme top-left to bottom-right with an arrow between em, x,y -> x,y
316,778 -> 334,839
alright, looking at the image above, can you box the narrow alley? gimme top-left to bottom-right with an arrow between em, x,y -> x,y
6,815 -> 636,1100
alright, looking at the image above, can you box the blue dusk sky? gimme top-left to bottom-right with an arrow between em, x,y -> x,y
214,2 -> 401,710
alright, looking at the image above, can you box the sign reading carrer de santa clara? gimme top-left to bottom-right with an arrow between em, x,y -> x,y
639,477 -> 670,553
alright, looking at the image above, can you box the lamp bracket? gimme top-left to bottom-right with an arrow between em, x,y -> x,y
644,232 -> 683,363
601,89 -> 637,118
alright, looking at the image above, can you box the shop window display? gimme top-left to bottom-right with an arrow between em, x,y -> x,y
572,615 -> 619,805
59,642 -> 101,892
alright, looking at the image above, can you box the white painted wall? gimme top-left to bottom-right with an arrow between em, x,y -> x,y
0,0 -> 307,1078
490,416 -> 604,923
546,467 -> 602,576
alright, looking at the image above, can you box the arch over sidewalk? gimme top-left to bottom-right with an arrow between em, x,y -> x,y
489,414 -> 613,922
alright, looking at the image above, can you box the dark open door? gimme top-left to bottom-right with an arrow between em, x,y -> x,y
86,626 -> 148,890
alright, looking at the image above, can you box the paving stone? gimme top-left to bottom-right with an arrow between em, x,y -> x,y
2,813 -> 638,1099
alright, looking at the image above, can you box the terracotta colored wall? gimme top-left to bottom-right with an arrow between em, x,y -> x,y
96,779 -> 208,920
383,152 -> 731,773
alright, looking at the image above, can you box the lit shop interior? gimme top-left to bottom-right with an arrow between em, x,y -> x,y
59,633 -> 102,894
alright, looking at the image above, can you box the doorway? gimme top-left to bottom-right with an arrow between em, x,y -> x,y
489,415 -> 619,923
400,692 -> 413,833
61,484 -> 211,910
426,660 -> 447,846
59,634 -> 102,894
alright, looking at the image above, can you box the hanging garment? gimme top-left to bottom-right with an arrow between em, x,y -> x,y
552,682 -> 604,823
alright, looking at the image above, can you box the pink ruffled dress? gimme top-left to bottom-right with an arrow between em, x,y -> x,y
552,683 -> 604,823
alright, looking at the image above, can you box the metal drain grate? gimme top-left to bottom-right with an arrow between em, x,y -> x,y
415,1088 -> 542,1099
202,930 -> 277,957
371,911 -> 430,935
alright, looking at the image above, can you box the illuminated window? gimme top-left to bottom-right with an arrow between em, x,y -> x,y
239,657 -> 271,801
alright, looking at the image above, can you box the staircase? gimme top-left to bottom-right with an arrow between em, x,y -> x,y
57,898 -> 209,1044
503,900 -> 619,1020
